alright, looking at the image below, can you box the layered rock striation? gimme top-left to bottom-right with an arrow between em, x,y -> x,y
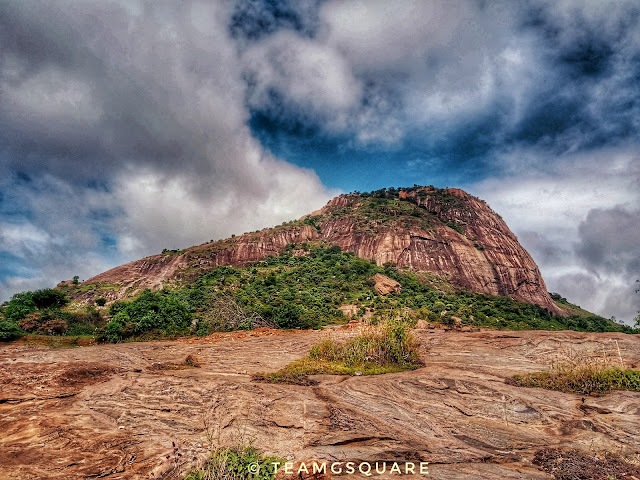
79,186 -> 562,314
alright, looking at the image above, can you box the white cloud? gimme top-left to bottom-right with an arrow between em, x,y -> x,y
244,30 -> 362,115
469,146 -> 640,323
112,154 -> 335,258
0,1 -> 336,301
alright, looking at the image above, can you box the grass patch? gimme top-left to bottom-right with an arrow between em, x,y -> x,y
509,349 -> 640,395
510,366 -> 640,396
185,443 -> 283,480
253,317 -> 422,384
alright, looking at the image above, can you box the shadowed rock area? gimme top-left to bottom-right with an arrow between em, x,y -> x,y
1,327 -> 639,479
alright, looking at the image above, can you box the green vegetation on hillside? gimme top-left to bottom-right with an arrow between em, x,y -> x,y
102,289 -> 194,342
282,186 -> 477,238
0,288 -> 106,340
2,245 -> 637,343
99,244 -> 636,341
291,196 -> 437,236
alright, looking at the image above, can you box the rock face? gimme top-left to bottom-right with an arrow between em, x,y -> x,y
1,328 -> 639,479
80,186 -> 561,314
373,273 -> 401,295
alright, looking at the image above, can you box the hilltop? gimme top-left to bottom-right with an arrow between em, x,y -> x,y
69,186 -> 558,311
3,185 -> 634,343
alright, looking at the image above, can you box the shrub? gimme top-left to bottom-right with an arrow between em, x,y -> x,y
195,293 -> 274,334
255,316 -> 422,381
102,289 -> 192,342
4,292 -> 36,322
18,312 -> 43,332
0,319 -> 22,341
509,350 -> 640,395
4,289 -> 69,323
95,297 -> 107,307
18,309 -> 69,335
185,444 -> 283,480
31,289 -> 69,309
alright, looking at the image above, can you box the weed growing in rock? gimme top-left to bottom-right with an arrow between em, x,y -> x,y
508,347 -> 640,395
254,316 -> 422,384
185,444 -> 283,480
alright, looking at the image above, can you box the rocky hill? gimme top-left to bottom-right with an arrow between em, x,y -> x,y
73,186 -> 561,315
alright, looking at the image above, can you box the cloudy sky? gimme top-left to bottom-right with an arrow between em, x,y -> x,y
1,0 -> 639,323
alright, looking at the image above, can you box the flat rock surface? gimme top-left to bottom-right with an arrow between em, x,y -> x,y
1,327 -> 639,479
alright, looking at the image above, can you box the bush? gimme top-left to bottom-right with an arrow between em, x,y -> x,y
0,319 -> 22,341
4,292 -> 36,322
4,289 -> 69,323
31,289 -> 69,309
95,297 -> 107,307
19,312 -> 66,334
102,289 -> 192,342
255,316 -> 422,381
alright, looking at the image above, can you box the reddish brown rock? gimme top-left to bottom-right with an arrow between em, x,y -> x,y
2,329 -> 640,479
275,459 -> 331,480
79,187 -> 562,314
373,273 -> 401,295
338,305 -> 358,317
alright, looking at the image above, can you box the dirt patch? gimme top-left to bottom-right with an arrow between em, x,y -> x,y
533,448 -> 640,479
0,361 -> 118,400
55,364 -> 118,386
252,371 -> 318,386
15,335 -> 97,347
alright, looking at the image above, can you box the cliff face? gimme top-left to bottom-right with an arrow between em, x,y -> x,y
80,186 -> 562,314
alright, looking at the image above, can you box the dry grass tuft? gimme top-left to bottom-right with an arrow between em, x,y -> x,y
184,354 -> 201,368
253,318 -> 422,384
533,448 -> 640,479
509,345 -> 640,395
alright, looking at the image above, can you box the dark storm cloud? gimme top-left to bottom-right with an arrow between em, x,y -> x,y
0,0 -> 333,299
242,0 -> 640,161
575,206 -> 640,277
1,2 -> 221,181
518,231 -> 572,266
230,0 -> 321,42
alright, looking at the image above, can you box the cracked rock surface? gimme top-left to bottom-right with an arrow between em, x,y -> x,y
1,327 -> 639,479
